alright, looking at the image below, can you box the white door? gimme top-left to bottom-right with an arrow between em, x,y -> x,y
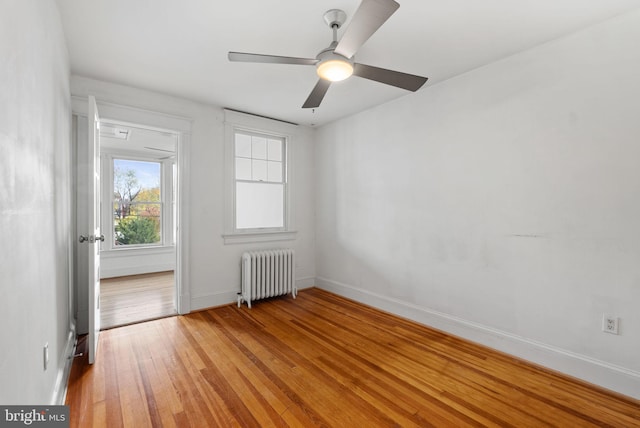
87,95 -> 102,364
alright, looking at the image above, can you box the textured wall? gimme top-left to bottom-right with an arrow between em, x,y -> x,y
0,0 -> 72,404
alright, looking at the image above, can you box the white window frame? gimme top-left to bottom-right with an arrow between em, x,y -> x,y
223,109 -> 297,244
102,152 -> 175,251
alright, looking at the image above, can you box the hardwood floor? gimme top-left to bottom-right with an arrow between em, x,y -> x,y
66,288 -> 640,427
100,271 -> 176,329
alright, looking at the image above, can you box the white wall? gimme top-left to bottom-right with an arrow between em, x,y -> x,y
315,9 -> 640,399
0,1 -> 73,404
70,77 -> 316,312
100,248 -> 175,278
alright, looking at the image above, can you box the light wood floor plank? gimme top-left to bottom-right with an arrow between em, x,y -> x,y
100,271 -> 176,329
66,288 -> 640,427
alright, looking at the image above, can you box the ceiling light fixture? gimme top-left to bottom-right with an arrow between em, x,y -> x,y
317,58 -> 353,82
316,50 -> 354,82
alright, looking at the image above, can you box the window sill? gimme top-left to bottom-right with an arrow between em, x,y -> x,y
222,230 -> 297,245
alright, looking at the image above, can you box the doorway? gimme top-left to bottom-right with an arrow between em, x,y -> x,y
73,97 -> 191,339
98,122 -> 178,329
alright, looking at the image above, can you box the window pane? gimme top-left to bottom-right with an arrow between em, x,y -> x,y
252,136 -> 267,160
233,131 -> 287,231
267,161 -> 282,182
135,187 -> 160,202
236,182 -> 284,229
114,203 -> 162,245
114,159 -> 161,200
235,133 -> 252,158
267,139 -> 282,161
113,158 -> 162,247
235,157 -> 252,180
252,159 -> 268,181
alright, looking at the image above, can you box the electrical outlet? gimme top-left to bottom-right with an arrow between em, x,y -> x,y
43,343 -> 49,370
602,314 -> 619,335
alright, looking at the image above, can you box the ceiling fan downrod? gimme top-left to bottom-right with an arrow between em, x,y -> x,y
323,9 -> 347,43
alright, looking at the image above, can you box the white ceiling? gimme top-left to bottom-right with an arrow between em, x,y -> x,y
55,0 -> 640,127
100,122 -> 176,159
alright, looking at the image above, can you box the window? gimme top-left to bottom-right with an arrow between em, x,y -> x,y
234,131 -> 286,230
112,158 -> 163,247
223,109 -> 297,244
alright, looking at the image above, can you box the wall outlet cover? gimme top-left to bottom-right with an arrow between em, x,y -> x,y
602,314 -> 619,335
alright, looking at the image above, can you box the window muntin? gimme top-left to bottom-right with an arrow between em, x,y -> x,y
112,158 -> 163,247
234,131 -> 286,230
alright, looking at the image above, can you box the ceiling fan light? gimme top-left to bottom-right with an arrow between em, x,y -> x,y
317,59 -> 354,82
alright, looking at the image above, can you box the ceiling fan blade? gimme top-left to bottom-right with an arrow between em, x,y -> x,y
228,52 -> 318,66
353,63 -> 427,91
334,0 -> 400,59
302,79 -> 332,109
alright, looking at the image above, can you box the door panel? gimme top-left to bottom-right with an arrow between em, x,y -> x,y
88,95 -> 101,364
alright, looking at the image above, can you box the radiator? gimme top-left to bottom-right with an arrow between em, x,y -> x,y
238,249 -> 296,308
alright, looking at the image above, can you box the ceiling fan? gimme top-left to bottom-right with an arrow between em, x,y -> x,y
228,0 -> 428,109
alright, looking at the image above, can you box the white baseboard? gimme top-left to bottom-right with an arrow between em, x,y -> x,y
296,276 -> 315,290
190,277 -> 315,311
191,290 -> 240,311
177,290 -> 191,315
51,327 -> 76,405
315,276 -> 640,400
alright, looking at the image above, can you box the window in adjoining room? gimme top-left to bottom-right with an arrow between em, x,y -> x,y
112,158 -> 164,247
